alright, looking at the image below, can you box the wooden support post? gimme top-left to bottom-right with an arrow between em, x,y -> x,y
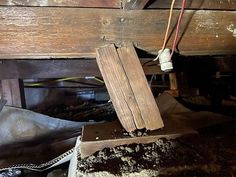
165,73 -> 179,97
169,73 -> 178,90
96,44 -> 143,132
1,79 -> 26,108
96,43 -> 163,132
123,0 -> 150,9
117,42 -> 163,130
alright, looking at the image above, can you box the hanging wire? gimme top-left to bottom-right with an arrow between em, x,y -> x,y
154,0 -> 176,61
170,0 -> 187,59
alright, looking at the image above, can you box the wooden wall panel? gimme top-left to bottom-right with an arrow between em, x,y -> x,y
0,8 -> 235,59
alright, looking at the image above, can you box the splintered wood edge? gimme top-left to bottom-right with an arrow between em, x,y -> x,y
118,42 -> 164,130
80,129 -> 197,159
96,44 -> 139,131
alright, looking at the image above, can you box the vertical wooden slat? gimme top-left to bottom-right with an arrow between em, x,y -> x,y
123,0 -> 150,9
1,79 -> 25,108
0,99 -> 6,112
96,44 -> 145,132
117,43 -> 164,130
169,73 -> 178,90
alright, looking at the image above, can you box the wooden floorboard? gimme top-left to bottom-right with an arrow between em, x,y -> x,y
0,8 -> 235,59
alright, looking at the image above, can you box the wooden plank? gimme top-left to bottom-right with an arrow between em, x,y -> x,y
1,79 -> 25,108
0,59 -> 163,79
123,0 -> 150,9
148,0 -> 236,10
96,44 -> 144,132
0,8 -> 235,59
0,0 -> 121,8
0,0 -> 235,10
117,43 -> 164,130
0,99 -> 7,112
169,73 -> 178,90
166,73 -> 179,97
80,120 -> 197,158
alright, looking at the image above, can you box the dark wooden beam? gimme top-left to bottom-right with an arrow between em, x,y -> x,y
0,59 -> 163,79
80,120 -> 197,158
0,8 -> 235,59
0,0 -> 235,10
0,0 -> 121,8
1,79 -> 26,108
148,0 -> 236,10
123,0 -> 150,9
0,99 -> 7,112
117,43 -> 163,130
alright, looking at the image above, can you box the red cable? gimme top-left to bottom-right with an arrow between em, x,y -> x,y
170,0 -> 187,58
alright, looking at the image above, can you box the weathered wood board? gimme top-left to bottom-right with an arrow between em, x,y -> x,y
96,44 -> 163,132
117,43 -> 163,130
1,0 -> 236,10
1,79 -> 25,108
0,8 -> 235,59
123,0 -> 150,10
148,0 -> 236,10
96,44 -> 144,131
0,0 -> 120,8
80,119 -> 197,158
0,59 -> 163,79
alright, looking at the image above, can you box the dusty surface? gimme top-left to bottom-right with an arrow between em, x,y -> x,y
77,122 -> 236,177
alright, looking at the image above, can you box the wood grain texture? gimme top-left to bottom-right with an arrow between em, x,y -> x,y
118,43 -> 164,130
0,0 -> 235,10
80,119 -> 197,158
1,79 -> 25,108
123,0 -> 150,9
148,0 -> 236,10
0,0 -> 120,8
96,44 -> 144,132
0,59 -> 163,79
169,73 -> 178,90
0,8 -> 235,59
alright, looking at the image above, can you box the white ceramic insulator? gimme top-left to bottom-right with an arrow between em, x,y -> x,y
158,49 -> 173,72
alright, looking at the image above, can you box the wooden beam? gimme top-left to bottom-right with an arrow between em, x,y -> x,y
96,44 -> 141,132
1,79 -> 26,108
123,0 -> 150,10
0,0 -> 235,10
0,8 -> 235,59
165,73 -> 179,97
0,59 -> 162,79
148,0 -> 236,10
117,43 -> 163,130
96,44 -> 163,132
0,99 -> 6,112
0,0 -> 121,8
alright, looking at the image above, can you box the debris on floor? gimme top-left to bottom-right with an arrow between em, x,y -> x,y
76,122 -> 236,177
